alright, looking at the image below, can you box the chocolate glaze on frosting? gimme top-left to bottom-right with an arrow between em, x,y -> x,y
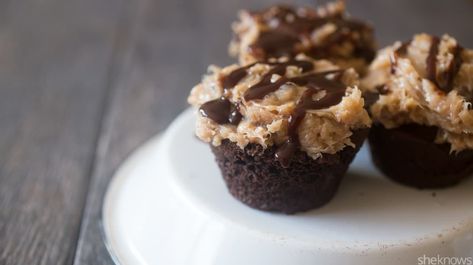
243,60 -> 314,100
428,38 -> 463,93
221,63 -> 256,90
363,84 -> 389,108
248,5 -> 375,62
190,55 -> 371,167
363,33 -> 473,153
204,60 -> 315,125
220,60 -> 313,96
390,36 -> 463,94
390,40 -> 411,74
276,70 -> 345,167
199,97 -> 242,125
230,1 -> 376,74
201,60 -> 349,166
426,36 -> 441,88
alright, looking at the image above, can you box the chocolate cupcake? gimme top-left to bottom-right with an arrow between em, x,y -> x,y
229,1 -> 376,75
363,34 -> 473,188
188,56 -> 371,213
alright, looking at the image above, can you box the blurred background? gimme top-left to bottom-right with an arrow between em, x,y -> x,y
0,0 -> 472,264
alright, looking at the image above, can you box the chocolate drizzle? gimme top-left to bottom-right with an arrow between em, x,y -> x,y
204,60 -> 315,126
221,60 -> 313,94
201,59 -> 349,167
376,84 -> 390,95
425,36 -> 463,93
306,18 -> 375,62
390,36 -> 464,94
390,40 -> 411,74
199,97 -> 242,125
221,63 -> 256,90
243,60 -> 313,100
396,41 -> 410,56
252,31 -> 299,58
362,84 -> 390,108
438,44 -> 463,93
275,70 -> 346,167
248,5 -> 375,62
426,36 -> 440,88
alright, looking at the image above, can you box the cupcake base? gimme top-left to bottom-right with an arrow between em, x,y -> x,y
369,124 -> 473,189
210,129 -> 368,214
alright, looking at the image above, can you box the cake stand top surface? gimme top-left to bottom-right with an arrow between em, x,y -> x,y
163,109 -> 473,251
103,109 -> 473,265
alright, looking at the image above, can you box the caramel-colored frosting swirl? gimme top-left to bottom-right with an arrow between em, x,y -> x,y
229,1 -> 376,74
189,55 -> 371,164
363,34 -> 473,152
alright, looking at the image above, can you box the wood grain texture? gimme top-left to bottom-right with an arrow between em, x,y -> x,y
0,0 -> 127,264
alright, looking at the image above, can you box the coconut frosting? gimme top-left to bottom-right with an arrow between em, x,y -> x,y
363,33 -> 473,152
188,55 -> 371,161
229,1 -> 376,74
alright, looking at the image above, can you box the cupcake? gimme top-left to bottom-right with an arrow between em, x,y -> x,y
188,56 -> 371,213
363,34 -> 473,188
229,1 -> 376,75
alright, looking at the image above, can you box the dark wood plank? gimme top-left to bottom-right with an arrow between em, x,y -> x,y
0,0 -> 128,264
74,0 -> 473,264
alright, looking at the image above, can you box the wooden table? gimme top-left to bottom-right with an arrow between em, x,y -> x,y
0,0 -> 471,264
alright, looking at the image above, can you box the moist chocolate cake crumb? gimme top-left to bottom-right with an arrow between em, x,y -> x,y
211,129 -> 368,214
369,124 -> 473,189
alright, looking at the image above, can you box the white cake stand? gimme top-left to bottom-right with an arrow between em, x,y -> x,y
103,108 -> 473,265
